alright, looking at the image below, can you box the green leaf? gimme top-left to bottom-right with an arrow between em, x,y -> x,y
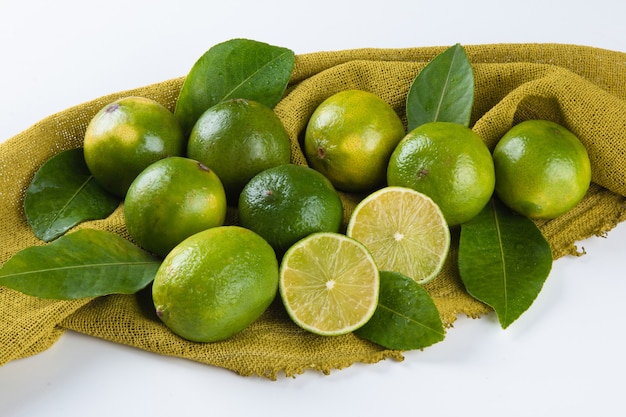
174,38 -> 295,134
406,43 -> 474,131
355,271 -> 445,350
0,229 -> 161,300
24,148 -> 120,242
458,198 -> 553,328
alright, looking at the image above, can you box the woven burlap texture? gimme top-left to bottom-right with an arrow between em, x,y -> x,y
2,43 -> 626,379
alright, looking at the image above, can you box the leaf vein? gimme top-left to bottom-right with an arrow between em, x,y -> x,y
44,175 -> 94,231
0,261 -> 159,279
491,200 -> 508,321
433,50 -> 459,121
377,303 -> 445,336
221,51 -> 291,102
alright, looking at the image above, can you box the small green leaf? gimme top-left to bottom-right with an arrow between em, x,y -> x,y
24,148 -> 120,242
174,38 -> 295,134
458,198 -> 553,328
355,271 -> 445,350
0,229 -> 160,300
406,43 -> 474,131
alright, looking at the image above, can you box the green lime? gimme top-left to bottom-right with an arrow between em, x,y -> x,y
238,164 -> 344,256
124,156 -> 227,258
304,89 -> 405,192
492,119 -> 592,219
387,121 -> 495,226
83,96 -> 185,197
152,226 -> 278,343
186,98 -> 291,203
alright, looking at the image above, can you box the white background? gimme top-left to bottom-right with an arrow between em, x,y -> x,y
1,1 -> 625,416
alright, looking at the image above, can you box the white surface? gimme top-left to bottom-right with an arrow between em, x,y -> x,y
1,1 -> 625,416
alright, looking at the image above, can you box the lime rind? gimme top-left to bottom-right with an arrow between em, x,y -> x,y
346,186 -> 450,285
279,232 -> 380,336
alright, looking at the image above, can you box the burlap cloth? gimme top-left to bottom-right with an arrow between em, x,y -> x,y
2,43 -> 626,379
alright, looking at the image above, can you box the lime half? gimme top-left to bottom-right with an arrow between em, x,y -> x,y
347,186 -> 450,284
279,232 -> 379,336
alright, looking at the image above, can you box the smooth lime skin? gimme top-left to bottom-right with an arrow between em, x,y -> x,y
238,164 -> 344,256
387,122 -> 495,226
152,226 -> 279,343
492,120 -> 592,219
124,156 -> 227,258
186,98 -> 291,204
304,90 -> 405,193
83,96 -> 185,197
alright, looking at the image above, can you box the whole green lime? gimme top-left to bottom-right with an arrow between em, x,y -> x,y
492,119 -> 591,219
83,96 -> 185,197
152,226 -> 278,343
186,98 -> 291,203
387,121 -> 495,226
238,164 -> 344,256
124,156 -> 227,258
304,89 -> 405,193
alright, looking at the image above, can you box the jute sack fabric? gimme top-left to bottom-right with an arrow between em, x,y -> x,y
1,43 -> 626,379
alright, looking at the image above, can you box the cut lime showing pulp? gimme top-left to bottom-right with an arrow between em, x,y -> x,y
279,232 -> 379,336
347,186 -> 450,284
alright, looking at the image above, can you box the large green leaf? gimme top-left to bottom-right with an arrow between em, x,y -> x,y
355,270 -> 445,350
406,43 -> 474,131
174,38 -> 295,134
0,229 -> 160,300
458,198 -> 553,328
24,148 -> 120,242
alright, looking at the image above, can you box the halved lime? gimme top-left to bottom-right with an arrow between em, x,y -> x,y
347,186 -> 450,284
279,232 -> 379,336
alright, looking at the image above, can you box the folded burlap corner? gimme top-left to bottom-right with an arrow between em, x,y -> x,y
2,43 -> 626,379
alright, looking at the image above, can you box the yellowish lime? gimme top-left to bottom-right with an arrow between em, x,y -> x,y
279,232 -> 379,336
346,186 -> 450,284
492,119 -> 592,219
304,89 -> 405,192
83,96 -> 185,197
